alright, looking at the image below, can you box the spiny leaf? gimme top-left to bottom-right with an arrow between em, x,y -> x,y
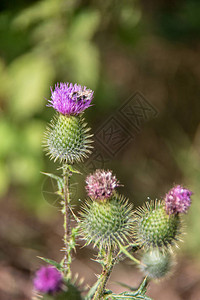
85,276 -> 103,300
103,277 -> 152,300
37,256 -> 63,271
117,242 -> 142,266
41,172 -> 64,193
112,296 -> 152,300
105,293 -> 153,300
68,164 -> 82,174
71,226 -> 80,237
134,277 -> 149,295
68,228 -> 79,252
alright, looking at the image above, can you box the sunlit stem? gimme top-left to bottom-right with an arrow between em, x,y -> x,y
62,164 -> 72,279
93,248 -> 114,300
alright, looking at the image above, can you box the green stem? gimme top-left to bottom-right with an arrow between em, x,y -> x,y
62,164 -> 72,279
93,249 -> 114,300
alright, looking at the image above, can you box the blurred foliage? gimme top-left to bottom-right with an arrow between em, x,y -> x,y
0,0 -> 200,259
0,0 -> 102,216
155,0 -> 200,42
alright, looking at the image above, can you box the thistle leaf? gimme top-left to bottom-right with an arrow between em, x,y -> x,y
37,256 -> 63,271
103,277 -> 152,300
85,277 -> 103,300
41,172 -> 64,194
106,294 -> 153,299
117,242 -> 142,266
68,164 -> 82,174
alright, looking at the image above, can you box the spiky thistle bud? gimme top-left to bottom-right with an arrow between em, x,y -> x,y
140,249 -> 173,279
33,266 -> 62,294
134,200 -> 181,250
44,114 -> 92,163
43,82 -> 93,163
85,169 -> 120,201
80,194 -> 134,250
165,185 -> 192,215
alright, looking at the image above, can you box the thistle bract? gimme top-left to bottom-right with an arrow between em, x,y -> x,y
140,249 -> 172,279
134,201 -> 181,249
80,194 -> 134,250
44,114 -> 93,163
42,282 -> 82,300
165,185 -> 192,215
48,82 -> 93,115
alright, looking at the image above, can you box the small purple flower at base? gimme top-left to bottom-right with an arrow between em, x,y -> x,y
48,82 -> 93,115
86,169 -> 119,201
33,266 -> 62,294
165,185 -> 192,215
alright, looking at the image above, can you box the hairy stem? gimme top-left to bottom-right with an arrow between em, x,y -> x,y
62,164 -> 72,279
93,249 -> 114,300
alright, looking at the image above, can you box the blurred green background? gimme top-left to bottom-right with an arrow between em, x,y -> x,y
0,0 -> 200,299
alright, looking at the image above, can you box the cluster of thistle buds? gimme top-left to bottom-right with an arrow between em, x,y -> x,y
33,82 -> 193,300
134,185 -> 192,279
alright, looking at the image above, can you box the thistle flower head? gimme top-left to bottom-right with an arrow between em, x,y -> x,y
165,185 -> 192,215
48,82 -> 93,115
80,194 -> 134,250
86,169 -> 119,201
134,200 -> 181,250
33,266 -> 62,294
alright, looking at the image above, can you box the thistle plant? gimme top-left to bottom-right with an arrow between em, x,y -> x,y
33,82 -> 193,300
43,82 -> 93,280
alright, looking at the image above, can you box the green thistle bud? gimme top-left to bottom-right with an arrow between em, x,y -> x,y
134,201 -> 181,249
41,282 -> 82,300
80,194 -> 134,250
140,249 -> 173,279
43,114 -> 93,163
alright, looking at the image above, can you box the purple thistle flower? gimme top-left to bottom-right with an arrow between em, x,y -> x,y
165,185 -> 192,215
48,82 -> 93,115
33,266 -> 62,294
86,169 -> 119,200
